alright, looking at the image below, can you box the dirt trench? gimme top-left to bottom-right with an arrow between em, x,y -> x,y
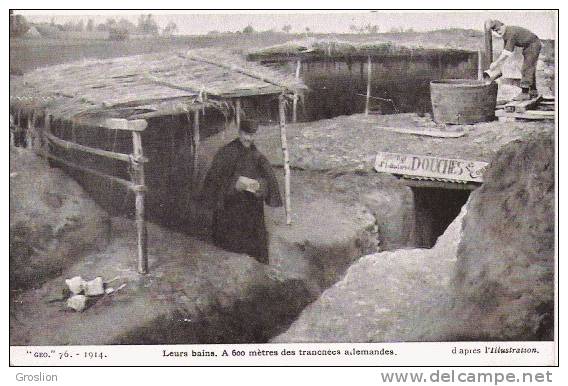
272,129 -> 555,343
12,156 -> 418,345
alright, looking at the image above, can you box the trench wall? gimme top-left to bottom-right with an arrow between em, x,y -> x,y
266,54 -> 478,121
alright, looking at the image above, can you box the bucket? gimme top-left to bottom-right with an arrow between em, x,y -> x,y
430,79 -> 498,124
483,68 -> 503,82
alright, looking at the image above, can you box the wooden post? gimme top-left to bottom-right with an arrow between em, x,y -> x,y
484,23 -> 493,71
279,95 -> 292,225
42,111 -> 50,158
477,49 -> 484,80
292,59 -> 301,123
14,109 -> 21,147
192,109 -> 200,182
9,112 -> 15,147
365,56 -> 372,116
26,111 -> 35,148
235,98 -> 241,129
132,130 -> 148,274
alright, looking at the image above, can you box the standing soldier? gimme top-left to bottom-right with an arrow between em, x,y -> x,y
487,19 -> 542,101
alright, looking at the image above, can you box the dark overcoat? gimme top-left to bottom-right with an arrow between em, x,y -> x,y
201,139 -> 282,263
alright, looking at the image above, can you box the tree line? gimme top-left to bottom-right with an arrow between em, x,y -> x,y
10,13 -> 178,39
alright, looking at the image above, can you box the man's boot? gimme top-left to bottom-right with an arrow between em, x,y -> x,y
513,88 -> 531,101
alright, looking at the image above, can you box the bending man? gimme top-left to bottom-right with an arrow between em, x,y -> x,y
487,19 -> 542,101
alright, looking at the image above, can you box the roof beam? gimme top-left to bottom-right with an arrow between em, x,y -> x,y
71,117 -> 148,131
184,52 -> 299,92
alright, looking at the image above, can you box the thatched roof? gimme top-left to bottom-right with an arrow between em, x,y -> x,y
10,48 -> 306,124
247,38 -> 476,62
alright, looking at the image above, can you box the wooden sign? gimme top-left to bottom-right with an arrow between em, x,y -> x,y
374,152 -> 488,183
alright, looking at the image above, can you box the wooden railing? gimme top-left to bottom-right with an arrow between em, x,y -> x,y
12,109 -> 150,274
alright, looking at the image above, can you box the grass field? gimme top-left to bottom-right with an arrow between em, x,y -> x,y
10,32 -> 297,74
10,28 -> 526,74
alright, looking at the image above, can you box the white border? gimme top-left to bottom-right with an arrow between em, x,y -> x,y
4,3 -> 563,385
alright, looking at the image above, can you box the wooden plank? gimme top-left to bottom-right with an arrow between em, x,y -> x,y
44,130 -> 133,162
144,73 -> 220,98
520,110 -> 555,116
131,131 -> 148,274
512,111 -> 555,120
127,104 -> 202,120
504,96 -> 543,113
72,117 -> 148,131
217,87 -> 283,98
381,126 -> 466,138
40,151 -> 139,190
374,151 -> 489,183
496,109 -> 555,121
185,52 -> 297,92
105,118 -> 148,132
279,95 -> 292,225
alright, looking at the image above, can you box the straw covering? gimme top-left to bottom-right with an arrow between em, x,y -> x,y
10,48 -> 306,124
247,38 -> 476,62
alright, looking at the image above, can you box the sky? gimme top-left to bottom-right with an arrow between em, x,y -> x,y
18,10 -> 556,39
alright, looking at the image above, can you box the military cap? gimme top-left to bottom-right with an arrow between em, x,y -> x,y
487,19 -> 504,31
240,119 -> 259,134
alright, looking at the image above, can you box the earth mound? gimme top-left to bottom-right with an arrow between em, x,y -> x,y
450,131 -> 555,341
10,147 -> 110,290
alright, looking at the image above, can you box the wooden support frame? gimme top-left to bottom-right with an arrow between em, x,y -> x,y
9,113 -> 14,147
42,111 -> 51,159
70,117 -> 148,132
192,109 -> 200,182
235,98 -> 241,129
44,130 -> 134,162
365,56 -> 372,116
483,22 -> 493,71
477,49 -> 484,80
40,151 -> 142,190
30,114 -> 150,274
102,118 -> 148,132
279,95 -> 292,225
292,59 -> 301,123
131,131 -> 148,274
185,52 -> 297,90
27,111 -> 36,149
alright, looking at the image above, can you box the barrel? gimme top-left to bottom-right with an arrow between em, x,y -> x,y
430,79 -> 498,124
